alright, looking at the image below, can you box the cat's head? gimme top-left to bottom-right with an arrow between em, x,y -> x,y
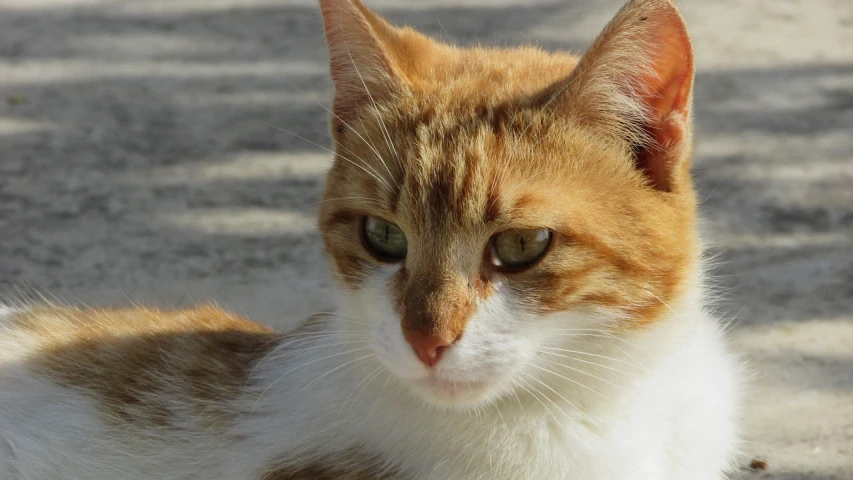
317,0 -> 699,407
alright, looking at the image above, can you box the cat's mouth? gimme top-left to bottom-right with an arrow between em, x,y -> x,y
410,375 -> 493,405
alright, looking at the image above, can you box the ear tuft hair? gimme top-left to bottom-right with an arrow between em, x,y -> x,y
554,0 -> 694,191
319,0 -> 404,127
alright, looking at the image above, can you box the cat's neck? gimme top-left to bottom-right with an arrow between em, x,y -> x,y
236,296 -> 709,472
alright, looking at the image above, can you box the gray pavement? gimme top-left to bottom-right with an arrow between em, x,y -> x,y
1,0 -> 851,478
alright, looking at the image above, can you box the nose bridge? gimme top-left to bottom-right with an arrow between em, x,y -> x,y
401,265 -> 472,340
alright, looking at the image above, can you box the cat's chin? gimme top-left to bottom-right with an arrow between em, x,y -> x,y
407,375 -> 500,408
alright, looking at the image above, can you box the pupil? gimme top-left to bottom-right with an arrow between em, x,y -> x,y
520,234 -> 526,253
385,224 -> 389,244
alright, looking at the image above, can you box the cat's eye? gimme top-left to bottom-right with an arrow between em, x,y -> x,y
362,216 -> 408,261
491,228 -> 552,270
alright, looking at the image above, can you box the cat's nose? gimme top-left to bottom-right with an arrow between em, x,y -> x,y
404,332 -> 457,368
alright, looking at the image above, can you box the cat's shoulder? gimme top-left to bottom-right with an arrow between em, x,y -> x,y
4,303 -> 269,337
0,303 -> 276,366
0,304 -> 280,432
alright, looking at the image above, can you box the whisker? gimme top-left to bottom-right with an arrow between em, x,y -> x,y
508,387 -> 526,414
607,344 -> 650,374
260,72 -> 397,193
532,360 -> 627,394
521,372 -> 602,431
547,327 -> 622,334
255,333 -> 368,367
340,34 -> 400,188
264,340 -> 368,361
281,333 -> 371,342
266,122 -> 390,190
299,88 -> 401,194
339,363 -> 387,426
247,330 -> 333,384
538,346 -> 642,368
544,332 -> 639,345
537,350 -> 644,379
290,196 -> 384,211
311,311 -> 377,326
252,346 -> 372,410
279,331 -> 371,342
646,289 -> 677,314
516,376 -> 569,436
335,140 -> 390,176
310,97 -> 379,158
542,333 -> 652,373
295,353 -> 376,395
493,401 -> 506,426
368,369 -> 394,418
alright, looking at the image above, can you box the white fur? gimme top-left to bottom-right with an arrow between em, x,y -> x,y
0,267 -> 741,480
239,269 -> 742,479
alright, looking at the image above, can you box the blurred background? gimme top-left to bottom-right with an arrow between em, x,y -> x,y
0,0 -> 851,478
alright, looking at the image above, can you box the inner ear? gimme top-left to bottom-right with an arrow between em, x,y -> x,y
632,19 -> 694,192
550,0 -> 695,193
632,134 -> 673,192
320,0 -> 405,131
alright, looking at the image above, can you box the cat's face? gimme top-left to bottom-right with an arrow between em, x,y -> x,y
318,0 -> 697,407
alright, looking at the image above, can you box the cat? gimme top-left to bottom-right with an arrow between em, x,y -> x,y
0,0 -> 742,478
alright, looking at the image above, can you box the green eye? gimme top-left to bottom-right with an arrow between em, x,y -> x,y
362,216 -> 408,261
491,228 -> 552,270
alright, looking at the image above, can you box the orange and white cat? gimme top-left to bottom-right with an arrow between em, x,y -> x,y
0,0 -> 741,478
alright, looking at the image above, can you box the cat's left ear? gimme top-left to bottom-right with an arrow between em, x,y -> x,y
553,0 -> 694,192
319,0 -> 408,132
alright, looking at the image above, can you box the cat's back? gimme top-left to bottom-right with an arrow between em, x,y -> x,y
0,304 -> 278,480
3,303 -> 270,344
1,305 -> 275,382
0,303 -> 277,406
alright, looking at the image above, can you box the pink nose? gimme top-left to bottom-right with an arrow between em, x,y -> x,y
404,332 -> 457,367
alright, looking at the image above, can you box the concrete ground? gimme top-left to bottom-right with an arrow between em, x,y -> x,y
0,0 -> 851,478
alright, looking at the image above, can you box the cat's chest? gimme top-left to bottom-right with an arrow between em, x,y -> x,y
315,405 -> 637,480
249,352 -> 664,480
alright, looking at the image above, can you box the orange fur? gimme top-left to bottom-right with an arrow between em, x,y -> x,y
19,306 -> 276,428
318,0 -> 698,337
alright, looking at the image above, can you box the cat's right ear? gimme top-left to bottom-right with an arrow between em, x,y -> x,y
550,0 -> 695,193
319,0 -> 405,133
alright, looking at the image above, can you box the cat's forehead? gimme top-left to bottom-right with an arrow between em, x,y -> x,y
327,46 -> 629,234
396,134 -> 498,232
407,46 -> 579,108
333,97 -> 614,235
385,125 -> 579,238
